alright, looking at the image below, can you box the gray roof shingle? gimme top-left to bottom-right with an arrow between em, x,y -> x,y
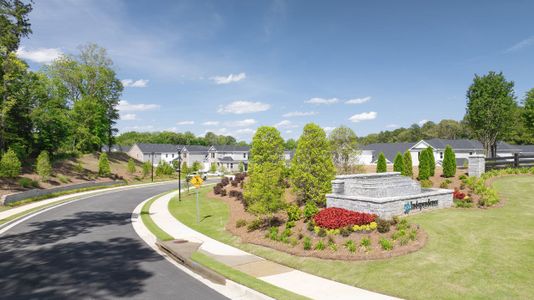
362,142 -> 414,163
211,145 -> 250,152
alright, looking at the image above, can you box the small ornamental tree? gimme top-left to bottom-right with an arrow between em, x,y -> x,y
244,126 -> 286,216
428,148 -> 436,176
210,162 -> 217,173
238,161 -> 244,172
402,150 -> 413,178
127,158 -> 136,174
418,149 -> 430,180
36,151 -> 52,181
376,152 -> 387,173
524,88 -> 534,138
393,152 -> 404,173
291,123 -> 336,206
98,152 -> 111,177
181,161 -> 189,174
443,145 -> 456,177
142,161 -> 151,178
192,161 -> 202,172
0,149 -> 21,178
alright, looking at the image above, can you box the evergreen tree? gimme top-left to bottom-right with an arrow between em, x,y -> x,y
402,151 -> 413,178
0,148 -> 21,178
36,150 -> 52,180
393,152 -> 404,173
418,150 -> 430,180
376,152 -> 387,173
291,123 -> 336,206
98,152 -> 111,177
244,126 -> 285,215
127,158 -> 136,174
524,88 -> 534,137
443,145 -> 456,177
426,147 -> 436,176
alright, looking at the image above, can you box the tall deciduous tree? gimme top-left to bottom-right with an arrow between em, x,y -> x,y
244,126 -> 285,215
443,145 -> 456,178
328,126 -> 360,174
376,152 -> 387,173
466,71 -> 516,157
291,123 -> 335,206
402,151 -> 413,178
524,88 -> 534,139
393,152 -> 404,173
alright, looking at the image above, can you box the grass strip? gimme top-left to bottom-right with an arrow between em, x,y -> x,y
142,189 -> 308,300
191,252 -> 310,300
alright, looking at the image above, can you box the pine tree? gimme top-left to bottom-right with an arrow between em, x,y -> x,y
244,126 -> 286,215
290,123 -> 336,206
426,147 -> 436,176
98,152 -> 111,177
0,149 -> 21,178
127,158 -> 136,174
402,151 -> 413,178
393,152 -> 404,173
376,152 -> 387,173
443,145 -> 456,177
36,151 -> 52,181
418,150 -> 430,180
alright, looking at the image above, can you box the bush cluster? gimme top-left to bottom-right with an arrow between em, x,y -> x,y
313,207 -> 376,229
0,149 -> 21,178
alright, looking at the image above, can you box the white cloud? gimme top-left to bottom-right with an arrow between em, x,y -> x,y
282,111 -> 317,117
121,79 -> 149,88
120,113 -> 137,121
122,125 -> 154,132
505,36 -> 534,53
225,119 -> 256,127
235,128 -> 255,134
202,121 -> 220,126
274,120 -> 298,129
349,112 -> 377,123
285,130 -> 293,134
16,46 -> 62,64
176,120 -> 194,125
345,96 -> 371,104
211,72 -> 246,84
323,126 -> 336,133
117,100 -> 160,111
418,119 -> 429,125
386,124 -> 400,129
305,97 -> 339,105
217,101 -> 270,114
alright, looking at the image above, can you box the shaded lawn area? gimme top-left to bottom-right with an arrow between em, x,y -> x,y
168,177 -> 534,300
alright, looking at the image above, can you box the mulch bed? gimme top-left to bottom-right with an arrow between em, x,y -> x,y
209,185 -> 428,261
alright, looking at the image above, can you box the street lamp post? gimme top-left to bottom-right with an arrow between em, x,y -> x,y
177,147 -> 182,201
151,151 -> 154,182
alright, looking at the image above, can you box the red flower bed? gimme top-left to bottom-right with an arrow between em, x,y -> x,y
453,190 -> 465,200
313,207 -> 376,229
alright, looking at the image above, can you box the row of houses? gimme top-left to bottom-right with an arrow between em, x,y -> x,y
360,139 -> 534,167
107,138 -> 534,173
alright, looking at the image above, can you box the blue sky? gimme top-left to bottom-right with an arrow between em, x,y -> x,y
17,0 -> 534,141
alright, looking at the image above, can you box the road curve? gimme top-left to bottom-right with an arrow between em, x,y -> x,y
0,182 -> 227,300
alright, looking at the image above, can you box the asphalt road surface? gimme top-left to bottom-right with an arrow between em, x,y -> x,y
0,182 -> 228,300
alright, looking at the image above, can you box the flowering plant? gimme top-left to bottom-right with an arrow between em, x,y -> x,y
313,207 -> 376,229
453,189 -> 465,200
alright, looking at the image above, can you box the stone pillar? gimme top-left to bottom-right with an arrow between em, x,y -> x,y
468,154 -> 485,177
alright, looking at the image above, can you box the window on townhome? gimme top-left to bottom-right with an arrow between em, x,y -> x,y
440,152 -> 443,159
231,163 -> 234,168
166,154 -> 168,158
243,153 -> 246,158
469,152 -> 473,155
172,154 -> 174,158
211,153 -> 215,158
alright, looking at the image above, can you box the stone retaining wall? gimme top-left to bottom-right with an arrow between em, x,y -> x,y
1,180 -> 125,205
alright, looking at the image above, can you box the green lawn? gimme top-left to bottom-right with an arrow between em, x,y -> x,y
168,176 -> 534,300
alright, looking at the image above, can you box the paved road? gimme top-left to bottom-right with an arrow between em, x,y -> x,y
0,182 -> 227,300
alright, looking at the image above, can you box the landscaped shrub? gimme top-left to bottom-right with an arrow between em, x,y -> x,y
285,221 -> 295,229
267,226 -> 279,241
231,180 -> 238,187
426,147 -> 436,176
420,179 -> 433,188
317,227 -> 327,237
221,177 -> 230,186
286,204 -> 302,222
440,181 -> 449,188
142,161 -> 151,178
340,227 -> 351,237
360,236 -> 371,249
418,149 -> 431,180
409,229 -> 417,241
303,237 -> 312,250
313,207 -> 376,229
392,229 -> 406,241
376,218 -> 391,233
376,152 -> 387,173
18,177 -> 39,188
127,158 -> 136,174
0,149 -> 21,178
328,239 -> 337,251
247,218 -> 263,232
213,184 -> 223,195
307,221 -> 314,231
220,189 -> 227,197
314,240 -> 326,250
236,219 -> 247,228
379,238 -> 394,251
36,151 -> 52,181
402,150 -> 413,178
344,240 -> 356,253
393,152 -> 404,173
443,145 -> 456,177
98,152 -> 111,177
303,201 -> 319,220
155,161 -> 174,176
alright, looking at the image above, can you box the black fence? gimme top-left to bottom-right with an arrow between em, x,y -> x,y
485,153 -> 534,170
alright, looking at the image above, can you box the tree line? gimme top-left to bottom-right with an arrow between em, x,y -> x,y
114,131 -> 247,147
1,1 -> 122,161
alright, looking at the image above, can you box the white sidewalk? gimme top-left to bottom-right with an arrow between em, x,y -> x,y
149,190 -> 400,300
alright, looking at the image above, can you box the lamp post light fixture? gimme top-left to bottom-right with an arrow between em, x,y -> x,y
177,147 -> 182,201
151,151 -> 154,182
